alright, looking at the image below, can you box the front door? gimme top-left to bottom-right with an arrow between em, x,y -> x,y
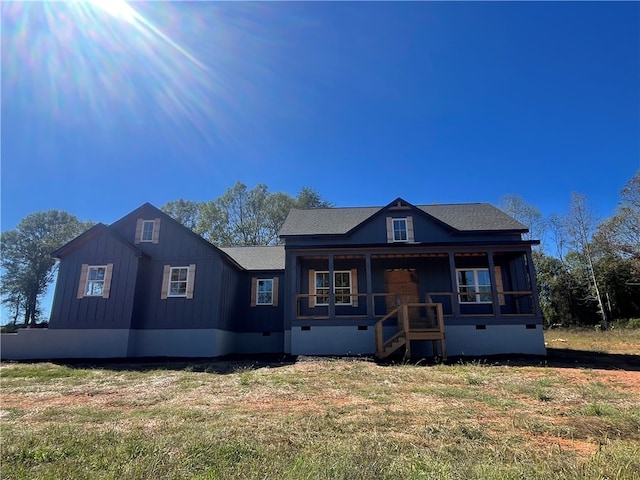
385,269 -> 419,312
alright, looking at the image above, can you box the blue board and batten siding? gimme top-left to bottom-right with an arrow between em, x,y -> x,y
281,199 -> 545,357
50,228 -> 140,330
44,203 -> 287,358
2,199 -> 545,360
232,271 -> 285,334
283,208 -> 524,248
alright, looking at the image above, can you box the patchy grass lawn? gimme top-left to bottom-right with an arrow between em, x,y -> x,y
2,330 -> 639,480
545,327 -> 640,355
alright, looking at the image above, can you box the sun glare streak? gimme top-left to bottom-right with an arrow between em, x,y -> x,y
2,0 -> 251,156
85,0 -> 206,69
85,0 -> 137,24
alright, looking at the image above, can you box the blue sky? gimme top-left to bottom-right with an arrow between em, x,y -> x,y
2,2 -> 639,232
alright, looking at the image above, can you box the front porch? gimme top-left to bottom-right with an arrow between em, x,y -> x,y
285,246 -> 544,358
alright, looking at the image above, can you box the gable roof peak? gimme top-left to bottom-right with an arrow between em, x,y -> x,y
280,199 -> 528,237
51,222 -> 147,259
384,197 -> 417,210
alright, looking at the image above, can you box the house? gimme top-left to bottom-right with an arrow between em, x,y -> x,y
1,198 -> 546,360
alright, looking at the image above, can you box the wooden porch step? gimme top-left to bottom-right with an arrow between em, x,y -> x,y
406,331 -> 445,341
379,335 -> 406,359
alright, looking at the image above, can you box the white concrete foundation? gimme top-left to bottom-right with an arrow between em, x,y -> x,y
443,324 -> 546,356
291,325 -> 375,355
1,329 -> 130,360
1,323 -> 546,360
127,329 -> 235,357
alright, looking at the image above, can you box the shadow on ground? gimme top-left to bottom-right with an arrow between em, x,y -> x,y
21,348 -> 639,373
50,354 -> 298,374
437,348 -> 640,372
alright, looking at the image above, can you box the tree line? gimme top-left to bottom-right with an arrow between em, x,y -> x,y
500,171 -> 639,327
2,175 -> 638,328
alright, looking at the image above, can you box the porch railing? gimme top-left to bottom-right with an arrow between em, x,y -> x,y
296,290 -> 536,319
427,291 -> 536,316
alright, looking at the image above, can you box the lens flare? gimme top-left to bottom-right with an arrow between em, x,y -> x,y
2,1 -> 283,159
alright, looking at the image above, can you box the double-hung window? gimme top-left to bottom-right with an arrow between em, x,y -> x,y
169,267 -> 189,297
135,218 -> 161,244
251,277 -> 279,307
85,266 -> 107,296
457,268 -> 492,303
393,219 -> 408,242
141,220 -> 155,242
161,264 -> 196,299
315,271 -> 352,306
386,216 -> 414,243
257,279 -> 273,305
77,264 -> 113,299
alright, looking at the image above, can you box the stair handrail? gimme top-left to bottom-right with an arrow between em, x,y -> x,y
375,306 -> 402,355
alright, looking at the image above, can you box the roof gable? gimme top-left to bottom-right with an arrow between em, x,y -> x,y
279,198 -> 528,238
66,203 -> 245,270
52,223 -> 146,259
110,202 -> 225,251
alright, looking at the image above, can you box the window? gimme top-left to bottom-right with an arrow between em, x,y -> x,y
257,279 -> 273,305
77,264 -> 113,299
315,271 -> 352,306
141,220 -> 155,242
169,267 -> 189,297
251,277 -> 279,307
161,264 -> 196,299
85,266 -> 107,296
386,216 -> 414,243
135,218 -> 161,244
457,268 -> 492,303
393,218 -> 408,241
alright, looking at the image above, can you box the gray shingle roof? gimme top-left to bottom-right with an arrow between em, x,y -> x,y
419,204 -> 528,231
280,207 -> 380,236
279,203 -> 527,237
220,246 -> 285,271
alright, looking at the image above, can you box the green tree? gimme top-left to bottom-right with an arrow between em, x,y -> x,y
294,187 -> 333,209
162,183 -> 331,246
596,171 -> 640,274
592,171 -> 640,321
160,199 -> 203,234
565,192 -> 608,327
499,194 -> 546,244
533,251 -> 569,326
1,211 -> 92,326
593,253 -> 640,321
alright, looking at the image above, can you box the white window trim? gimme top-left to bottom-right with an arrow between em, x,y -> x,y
256,278 -> 274,305
85,265 -> 108,297
161,264 -> 195,299
77,264 -> 113,299
135,218 -> 161,244
141,220 -> 155,242
456,268 -> 492,304
314,270 -> 352,306
387,216 -> 413,243
251,277 -> 278,307
168,266 -> 189,298
392,218 -> 408,242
